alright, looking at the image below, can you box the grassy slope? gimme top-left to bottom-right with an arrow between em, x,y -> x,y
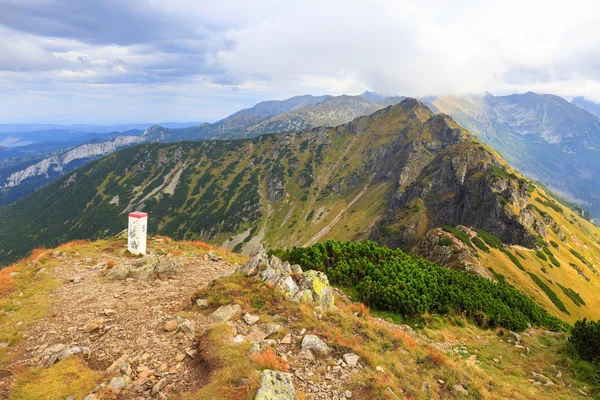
473,185 -> 600,323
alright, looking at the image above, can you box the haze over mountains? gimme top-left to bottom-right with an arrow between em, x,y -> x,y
0,93 -> 406,204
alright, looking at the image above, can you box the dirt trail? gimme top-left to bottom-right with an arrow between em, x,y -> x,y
7,246 -> 237,398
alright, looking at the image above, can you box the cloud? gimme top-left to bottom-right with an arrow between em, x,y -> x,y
2,0 -> 600,122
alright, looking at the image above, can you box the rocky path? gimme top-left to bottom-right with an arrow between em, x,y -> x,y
7,246 -> 238,399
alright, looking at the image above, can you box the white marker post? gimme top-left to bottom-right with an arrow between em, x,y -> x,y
128,211 -> 148,255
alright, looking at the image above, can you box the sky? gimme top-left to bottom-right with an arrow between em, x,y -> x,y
1,0 -> 600,124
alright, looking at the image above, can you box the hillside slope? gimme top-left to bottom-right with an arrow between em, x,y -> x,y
0,237 -> 596,399
2,100 -> 600,327
0,100 -> 532,261
433,92 -> 600,219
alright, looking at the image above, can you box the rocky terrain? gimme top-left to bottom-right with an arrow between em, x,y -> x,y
0,236 -> 596,399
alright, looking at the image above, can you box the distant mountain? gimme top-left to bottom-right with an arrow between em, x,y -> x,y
221,94 -> 331,121
572,96 -> 600,118
434,92 -> 600,218
0,99 -> 553,265
0,132 -> 146,205
160,93 -> 407,140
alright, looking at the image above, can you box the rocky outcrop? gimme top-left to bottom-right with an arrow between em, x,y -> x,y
375,143 -> 546,249
413,227 -> 492,279
238,245 -> 335,310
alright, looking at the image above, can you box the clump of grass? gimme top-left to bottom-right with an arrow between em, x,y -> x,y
527,272 -> 569,314
11,356 -> 104,399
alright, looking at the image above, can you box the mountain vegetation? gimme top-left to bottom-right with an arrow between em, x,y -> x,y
274,240 -> 565,331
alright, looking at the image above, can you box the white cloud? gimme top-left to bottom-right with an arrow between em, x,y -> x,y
2,0 -> 600,122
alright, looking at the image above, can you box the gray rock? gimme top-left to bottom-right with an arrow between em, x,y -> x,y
175,316 -> 196,338
196,298 -> 209,308
109,376 -> 128,393
290,264 -> 303,275
210,304 -> 242,324
301,334 -> 331,357
255,369 -> 298,400
276,276 -> 300,298
243,313 -> 260,326
151,377 -> 168,395
453,384 -> 469,395
342,353 -> 359,368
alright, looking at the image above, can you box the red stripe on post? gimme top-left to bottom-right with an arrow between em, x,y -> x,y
129,212 -> 148,219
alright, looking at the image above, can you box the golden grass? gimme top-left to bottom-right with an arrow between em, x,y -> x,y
10,356 -> 104,400
251,348 -> 288,372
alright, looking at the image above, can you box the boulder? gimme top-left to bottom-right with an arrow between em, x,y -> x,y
276,276 -> 299,298
238,245 -> 269,276
109,376 -> 128,393
292,289 -> 314,303
210,304 -> 242,324
39,344 -> 91,367
301,335 -> 331,357
254,369 -> 298,400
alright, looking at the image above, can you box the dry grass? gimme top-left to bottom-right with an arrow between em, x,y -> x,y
251,348 -> 288,372
10,356 -> 104,400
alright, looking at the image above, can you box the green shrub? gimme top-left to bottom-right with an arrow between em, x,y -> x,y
474,229 -> 503,250
472,236 -> 490,252
502,249 -> 525,271
570,319 -> 600,362
557,283 -> 586,307
527,272 -> 568,314
535,250 -> 548,261
438,237 -> 453,246
570,248 -> 592,266
276,240 -> 565,331
442,226 -> 473,249
550,240 -> 559,248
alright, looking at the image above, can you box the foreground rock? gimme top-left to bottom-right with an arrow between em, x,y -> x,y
254,369 -> 298,400
238,246 -> 335,310
106,255 -> 182,281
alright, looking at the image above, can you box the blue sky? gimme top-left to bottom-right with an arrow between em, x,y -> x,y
1,0 -> 600,124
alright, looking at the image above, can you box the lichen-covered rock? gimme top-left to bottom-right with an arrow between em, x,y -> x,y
210,304 -> 241,324
38,344 -> 91,367
238,245 -> 269,276
301,270 -> 330,301
292,289 -> 314,303
318,287 -> 335,310
276,276 -> 299,298
254,369 -> 298,400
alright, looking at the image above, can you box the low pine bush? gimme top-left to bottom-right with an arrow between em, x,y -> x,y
276,240 -> 565,332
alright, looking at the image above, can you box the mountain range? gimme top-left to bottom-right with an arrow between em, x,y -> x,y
0,93 -> 406,204
434,92 -> 600,219
2,98 -> 600,325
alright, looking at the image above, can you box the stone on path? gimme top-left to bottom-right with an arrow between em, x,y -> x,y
342,353 -> 359,368
243,313 -> 260,326
164,320 -> 177,332
301,334 -> 331,357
